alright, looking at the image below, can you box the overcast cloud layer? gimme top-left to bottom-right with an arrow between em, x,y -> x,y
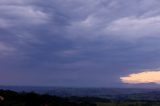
1,0 -> 160,87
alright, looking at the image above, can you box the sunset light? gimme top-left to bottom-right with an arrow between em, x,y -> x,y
121,71 -> 160,84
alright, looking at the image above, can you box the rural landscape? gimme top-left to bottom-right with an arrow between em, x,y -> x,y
1,86 -> 160,106
1,0 -> 160,105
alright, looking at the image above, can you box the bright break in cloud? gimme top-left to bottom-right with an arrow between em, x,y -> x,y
121,71 -> 160,84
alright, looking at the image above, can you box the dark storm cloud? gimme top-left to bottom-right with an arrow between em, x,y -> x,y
1,0 -> 160,87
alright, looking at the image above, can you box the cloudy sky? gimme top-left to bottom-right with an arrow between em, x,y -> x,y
1,0 -> 160,87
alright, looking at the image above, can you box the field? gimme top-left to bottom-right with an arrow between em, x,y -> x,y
96,102 -> 160,106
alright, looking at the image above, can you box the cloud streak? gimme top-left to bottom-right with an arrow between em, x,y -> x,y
121,71 -> 160,84
106,16 -> 160,39
0,1 -> 49,29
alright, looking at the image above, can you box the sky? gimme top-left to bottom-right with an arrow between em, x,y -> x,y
1,0 -> 160,87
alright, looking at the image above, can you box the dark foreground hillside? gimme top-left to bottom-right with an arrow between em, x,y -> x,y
1,89 -> 160,106
0,90 -> 97,106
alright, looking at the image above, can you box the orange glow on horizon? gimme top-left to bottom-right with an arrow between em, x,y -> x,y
120,71 -> 160,84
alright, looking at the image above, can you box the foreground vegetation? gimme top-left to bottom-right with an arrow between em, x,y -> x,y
0,90 -> 97,106
1,89 -> 160,106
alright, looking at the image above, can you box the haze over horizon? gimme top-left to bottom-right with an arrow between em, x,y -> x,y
1,0 -> 160,87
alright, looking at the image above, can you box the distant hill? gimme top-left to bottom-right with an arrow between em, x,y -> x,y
1,85 -> 160,100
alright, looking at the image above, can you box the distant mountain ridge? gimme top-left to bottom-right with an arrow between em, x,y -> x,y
1,85 -> 160,100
